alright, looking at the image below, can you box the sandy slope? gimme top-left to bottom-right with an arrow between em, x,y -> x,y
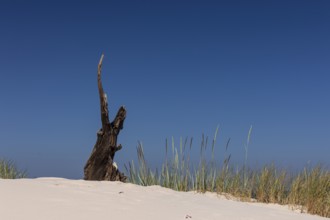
0,178 -> 327,220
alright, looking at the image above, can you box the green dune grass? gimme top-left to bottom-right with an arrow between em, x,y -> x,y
0,159 -> 27,179
126,128 -> 330,218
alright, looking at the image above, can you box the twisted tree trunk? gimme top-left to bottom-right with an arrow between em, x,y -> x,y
84,54 -> 127,182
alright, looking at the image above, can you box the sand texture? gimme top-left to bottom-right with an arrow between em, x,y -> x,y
0,178 -> 327,220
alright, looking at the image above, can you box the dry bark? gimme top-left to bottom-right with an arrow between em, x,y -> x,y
84,54 -> 127,182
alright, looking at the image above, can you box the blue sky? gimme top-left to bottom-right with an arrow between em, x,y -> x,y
1,0 -> 329,178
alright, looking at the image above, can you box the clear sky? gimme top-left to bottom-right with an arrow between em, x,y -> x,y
1,0 -> 329,179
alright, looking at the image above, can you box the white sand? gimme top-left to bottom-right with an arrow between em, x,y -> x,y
0,178 -> 327,220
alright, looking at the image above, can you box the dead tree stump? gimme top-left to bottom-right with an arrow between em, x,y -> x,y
84,54 -> 127,182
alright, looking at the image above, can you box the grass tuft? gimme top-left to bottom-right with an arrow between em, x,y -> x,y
0,159 -> 27,179
288,166 -> 330,217
126,128 -> 330,218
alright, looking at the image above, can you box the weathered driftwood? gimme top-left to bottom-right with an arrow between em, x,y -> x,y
84,54 -> 127,182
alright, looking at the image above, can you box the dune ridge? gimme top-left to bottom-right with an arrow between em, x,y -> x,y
0,178 -> 327,220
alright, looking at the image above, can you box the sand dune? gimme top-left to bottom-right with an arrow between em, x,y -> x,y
0,178 -> 326,220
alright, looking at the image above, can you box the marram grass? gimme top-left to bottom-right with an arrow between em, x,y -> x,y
0,158 -> 26,179
126,129 -> 330,218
